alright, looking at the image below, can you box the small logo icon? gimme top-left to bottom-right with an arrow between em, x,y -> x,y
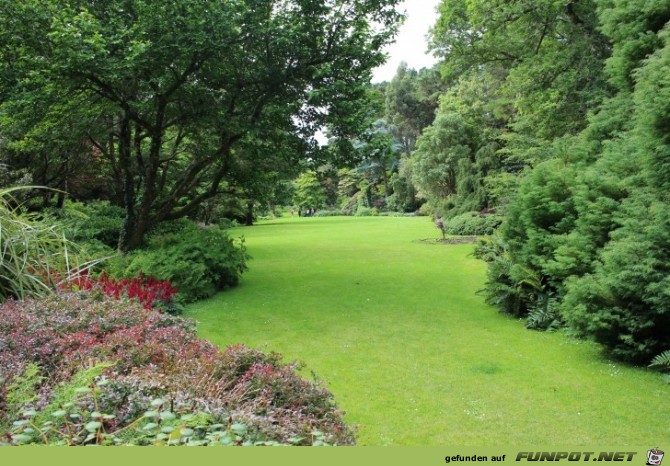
647,448 -> 664,466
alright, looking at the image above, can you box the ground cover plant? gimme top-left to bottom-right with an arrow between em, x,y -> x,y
187,216 -> 670,445
0,292 -> 354,446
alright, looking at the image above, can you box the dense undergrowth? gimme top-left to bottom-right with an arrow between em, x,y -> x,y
48,201 -> 249,303
0,292 -> 354,446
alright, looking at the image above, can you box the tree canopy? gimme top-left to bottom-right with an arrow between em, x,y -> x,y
0,0 -> 402,250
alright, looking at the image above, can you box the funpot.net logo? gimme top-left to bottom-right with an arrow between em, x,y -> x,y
647,449 -> 664,466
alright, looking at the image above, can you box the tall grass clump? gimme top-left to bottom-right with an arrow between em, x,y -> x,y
0,188 -> 88,301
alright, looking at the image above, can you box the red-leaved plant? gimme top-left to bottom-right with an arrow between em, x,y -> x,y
0,293 -> 354,445
62,271 -> 180,313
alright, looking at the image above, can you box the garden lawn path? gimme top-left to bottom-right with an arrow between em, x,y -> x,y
186,216 -> 670,445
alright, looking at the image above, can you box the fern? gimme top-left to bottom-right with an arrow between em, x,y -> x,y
525,296 -> 562,331
2,363 -> 44,428
649,350 -> 670,370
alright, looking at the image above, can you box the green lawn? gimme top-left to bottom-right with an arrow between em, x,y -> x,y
186,216 -> 669,445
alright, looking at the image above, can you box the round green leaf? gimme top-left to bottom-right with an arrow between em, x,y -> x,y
85,421 -> 101,432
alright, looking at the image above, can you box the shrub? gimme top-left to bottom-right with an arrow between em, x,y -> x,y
474,237 -> 546,318
650,351 -> 670,384
109,224 -> 248,302
0,293 -> 355,445
48,200 -> 125,249
444,211 -> 502,236
313,210 -> 343,217
354,206 -> 378,217
338,191 -> 364,216
217,217 -> 235,229
417,202 -> 434,217
64,272 -> 183,315
145,217 -> 193,238
560,201 -> 670,364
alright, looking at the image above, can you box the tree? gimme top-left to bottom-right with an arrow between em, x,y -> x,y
407,70 -> 507,218
293,171 -> 326,211
385,63 -> 443,156
474,0 -> 670,364
0,0 -> 402,251
430,0 -> 610,165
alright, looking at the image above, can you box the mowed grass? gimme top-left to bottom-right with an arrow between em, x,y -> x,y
186,216 -> 670,445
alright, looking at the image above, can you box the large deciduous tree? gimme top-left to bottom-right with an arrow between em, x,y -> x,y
0,0 -> 401,251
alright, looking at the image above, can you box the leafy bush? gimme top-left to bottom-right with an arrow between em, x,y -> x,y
0,293 -> 355,445
145,217 -> 193,238
109,224 -> 248,302
417,202 -> 434,217
474,237 -> 546,318
48,200 -> 125,249
313,210 -> 343,217
560,198 -> 670,363
444,211 -> 502,236
525,296 -> 562,331
650,350 -> 670,372
217,217 -> 235,229
354,206 -> 378,217
650,351 -> 670,383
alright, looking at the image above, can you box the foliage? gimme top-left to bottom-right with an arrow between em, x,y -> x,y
525,296 -> 562,332
407,73 -> 507,219
354,206 -> 378,217
473,236 -> 545,318
64,272 -> 182,315
0,0 -> 402,250
41,201 -> 246,305
293,172 -> 327,210
385,64 -> 443,156
444,212 -> 502,236
410,109 -> 476,202
468,1 -> 670,364
1,363 -> 43,431
0,292 -> 355,445
0,188 -> 92,301
313,210 -> 344,217
48,200 -> 125,250
111,224 -> 248,303
431,0 -> 609,144
650,350 -> 670,376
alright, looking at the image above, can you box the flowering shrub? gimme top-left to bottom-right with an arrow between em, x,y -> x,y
0,293 -> 354,446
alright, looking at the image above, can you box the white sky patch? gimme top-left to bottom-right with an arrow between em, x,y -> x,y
372,0 -> 442,83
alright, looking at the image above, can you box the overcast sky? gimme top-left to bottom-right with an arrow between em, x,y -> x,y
372,0 -> 442,83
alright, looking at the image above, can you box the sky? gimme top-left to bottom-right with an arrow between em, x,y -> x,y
372,0 -> 442,83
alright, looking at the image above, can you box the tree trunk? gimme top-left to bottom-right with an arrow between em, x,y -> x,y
55,190 -> 65,209
118,116 -> 140,253
382,168 -> 390,202
245,200 -> 254,226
